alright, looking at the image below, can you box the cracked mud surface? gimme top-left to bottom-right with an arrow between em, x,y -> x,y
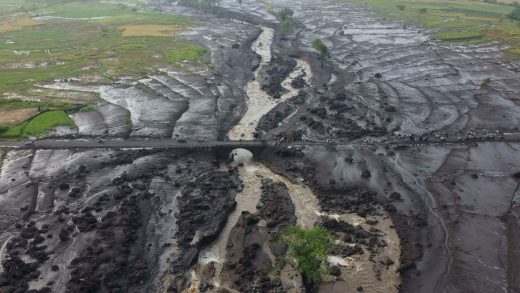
1,0 -> 520,292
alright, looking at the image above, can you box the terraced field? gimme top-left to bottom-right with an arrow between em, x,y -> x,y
0,0 -> 207,138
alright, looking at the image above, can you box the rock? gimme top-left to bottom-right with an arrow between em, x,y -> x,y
291,75 -> 306,89
258,56 -> 297,98
389,192 -> 402,201
68,187 -> 82,198
361,170 -> 371,179
329,265 -> 341,276
384,105 -> 396,112
58,229 -> 70,242
59,183 -> 70,190
258,179 -> 296,231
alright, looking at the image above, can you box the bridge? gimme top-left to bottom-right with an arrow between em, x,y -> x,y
0,139 -> 275,158
0,133 -> 519,158
0,138 -> 387,158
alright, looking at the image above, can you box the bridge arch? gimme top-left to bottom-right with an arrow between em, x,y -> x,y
213,144 -> 267,160
230,148 -> 254,163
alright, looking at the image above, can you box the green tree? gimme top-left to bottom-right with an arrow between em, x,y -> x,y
278,7 -> 294,21
280,18 -> 292,38
280,226 -> 333,291
278,7 -> 294,38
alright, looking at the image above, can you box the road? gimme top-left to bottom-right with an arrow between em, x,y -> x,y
1,133 -> 520,150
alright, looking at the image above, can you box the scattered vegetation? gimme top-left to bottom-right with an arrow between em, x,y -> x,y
280,226 -> 333,291
79,105 -> 97,112
351,0 -> 520,57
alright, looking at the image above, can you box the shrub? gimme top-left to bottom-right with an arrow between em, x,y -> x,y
79,105 -> 97,112
510,8 -> 520,21
0,124 -> 9,134
419,8 -> 428,14
397,4 -> 406,10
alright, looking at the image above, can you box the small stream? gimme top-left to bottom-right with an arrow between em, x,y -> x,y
228,27 -> 312,140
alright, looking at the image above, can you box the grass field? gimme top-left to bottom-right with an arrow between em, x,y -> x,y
0,110 -> 76,138
350,0 -> 520,56
0,0 -> 207,138
0,2 -> 203,93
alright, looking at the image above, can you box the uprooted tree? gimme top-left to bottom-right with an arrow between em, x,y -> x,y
280,225 -> 333,292
312,38 -> 329,67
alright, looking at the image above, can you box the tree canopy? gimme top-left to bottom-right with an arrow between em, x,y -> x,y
280,225 -> 333,289
278,7 -> 294,22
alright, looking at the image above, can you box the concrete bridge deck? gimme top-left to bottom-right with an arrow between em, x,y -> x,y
1,133 -> 520,151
